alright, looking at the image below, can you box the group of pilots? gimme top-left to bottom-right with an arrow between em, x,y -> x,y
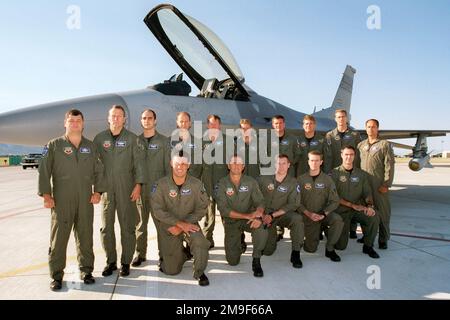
38,105 -> 394,290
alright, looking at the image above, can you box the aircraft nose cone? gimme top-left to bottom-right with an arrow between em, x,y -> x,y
0,94 -> 127,146
0,106 -> 60,146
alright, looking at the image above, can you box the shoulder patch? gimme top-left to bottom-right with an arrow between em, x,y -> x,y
42,146 -> 49,156
226,187 -> 235,196
296,184 -> 301,193
151,184 -> 157,194
169,189 -> 178,198
64,147 -> 73,155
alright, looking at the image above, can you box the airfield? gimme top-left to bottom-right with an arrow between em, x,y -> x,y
0,161 -> 449,300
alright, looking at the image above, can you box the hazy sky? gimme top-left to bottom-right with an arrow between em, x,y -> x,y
0,0 -> 449,152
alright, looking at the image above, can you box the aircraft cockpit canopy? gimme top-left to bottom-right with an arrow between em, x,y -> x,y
144,4 -> 249,101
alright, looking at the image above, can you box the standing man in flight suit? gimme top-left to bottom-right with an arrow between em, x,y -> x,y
298,151 -> 344,262
201,114 -> 229,249
94,105 -> 146,278
265,115 -> 300,177
326,109 -> 362,239
331,146 -> 380,258
296,115 -> 332,177
258,154 -> 304,268
235,119 -> 261,252
326,109 -> 362,169
358,119 -> 395,250
151,154 -> 210,286
236,119 -> 260,179
132,109 -> 170,267
267,115 -> 301,241
216,154 -> 268,277
170,112 -> 203,179
39,109 -> 104,291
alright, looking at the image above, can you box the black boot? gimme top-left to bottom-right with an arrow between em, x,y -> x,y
50,279 -> 62,291
102,263 -> 117,277
120,264 -> 130,277
81,274 -> 95,284
363,245 -> 380,259
252,258 -> 264,277
290,250 -> 303,268
131,256 -> 146,267
325,249 -> 341,262
196,273 -> 210,286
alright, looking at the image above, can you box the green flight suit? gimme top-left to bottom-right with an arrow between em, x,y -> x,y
257,175 -> 303,255
296,132 -> 332,177
297,172 -> 343,252
201,133 -> 229,247
358,138 -> 395,244
235,135 -> 260,179
263,130 -> 300,177
216,175 -> 268,265
169,133 -> 203,179
331,165 -> 379,249
94,128 -> 146,265
38,136 -> 104,281
150,175 -> 210,278
326,127 -> 362,170
135,131 -> 170,260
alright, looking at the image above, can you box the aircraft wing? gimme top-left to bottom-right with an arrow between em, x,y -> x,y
354,129 -> 450,171
375,130 -> 450,140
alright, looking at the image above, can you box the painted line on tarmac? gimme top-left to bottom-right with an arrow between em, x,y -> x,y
0,207 -> 42,220
391,232 -> 450,243
0,236 -> 157,280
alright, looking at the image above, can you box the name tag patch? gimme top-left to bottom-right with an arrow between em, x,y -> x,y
315,183 -> 325,189
181,189 -> 192,196
116,141 -> 127,148
80,147 -> 91,154
149,144 -> 159,150
277,186 -> 288,193
350,177 -> 360,183
239,186 -> 249,192
310,141 -> 319,147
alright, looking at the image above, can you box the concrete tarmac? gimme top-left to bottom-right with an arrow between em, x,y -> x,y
0,162 -> 449,300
